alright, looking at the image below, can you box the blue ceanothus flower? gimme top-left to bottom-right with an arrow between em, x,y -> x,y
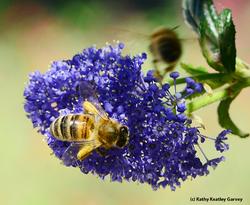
24,43 -> 229,190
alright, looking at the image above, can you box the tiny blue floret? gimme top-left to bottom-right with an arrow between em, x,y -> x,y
170,71 -> 180,79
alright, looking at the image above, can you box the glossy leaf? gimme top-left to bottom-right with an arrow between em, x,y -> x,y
183,0 -> 236,73
217,9 -> 236,73
218,94 -> 249,138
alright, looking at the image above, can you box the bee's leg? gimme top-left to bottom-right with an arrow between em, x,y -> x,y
96,147 -> 108,157
152,59 -> 164,84
77,146 -> 93,161
162,63 -> 176,79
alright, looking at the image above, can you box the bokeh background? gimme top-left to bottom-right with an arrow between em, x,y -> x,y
1,0 -> 250,205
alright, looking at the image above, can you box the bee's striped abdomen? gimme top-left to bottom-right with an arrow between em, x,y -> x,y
70,114 -> 91,140
50,114 -> 93,141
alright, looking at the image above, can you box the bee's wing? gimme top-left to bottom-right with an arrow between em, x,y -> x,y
76,81 -> 97,101
108,27 -> 149,38
169,25 -> 197,43
77,81 -> 109,120
83,100 -> 109,120
179,38 -> 197,43
62,139 -> 102,166
106,26 -> 150,53
61,142 -> 83,166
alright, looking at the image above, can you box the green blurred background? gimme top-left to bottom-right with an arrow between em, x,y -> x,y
1,0 -> 250,204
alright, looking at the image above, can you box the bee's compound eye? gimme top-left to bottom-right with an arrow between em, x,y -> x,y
116,126 -> 129,148
120,126 -> 129,135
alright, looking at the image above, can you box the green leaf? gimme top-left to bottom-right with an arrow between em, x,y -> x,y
183,0 -> 236,73
217,9 -> 236,73
180,63 -> 208,75
199,19 -> 225,72
182,0 -> 204,32
218,93 -> 249,138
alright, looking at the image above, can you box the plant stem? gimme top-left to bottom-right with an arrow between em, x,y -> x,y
235,58 -> 250,79
186,89 -> 228,113
168,73 -> 225,86
186,78 -> 250,113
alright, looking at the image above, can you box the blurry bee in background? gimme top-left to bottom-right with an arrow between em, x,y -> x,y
50,82 -> 130,165
150,26 -> 182,82
112,25 -> 184,83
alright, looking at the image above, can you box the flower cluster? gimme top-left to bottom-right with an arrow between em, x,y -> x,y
24,43 -> 229,190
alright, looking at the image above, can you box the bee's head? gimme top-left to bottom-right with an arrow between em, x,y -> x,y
116,125 -> 129,148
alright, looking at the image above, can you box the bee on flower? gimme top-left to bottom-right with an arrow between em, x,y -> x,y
24,43 -> 229,190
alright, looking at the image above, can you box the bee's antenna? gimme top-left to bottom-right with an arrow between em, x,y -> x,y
171,25 -> 180,31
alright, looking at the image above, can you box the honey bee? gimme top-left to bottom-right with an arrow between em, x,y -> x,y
50,83 -> 130,165
149,26 -> 182,81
